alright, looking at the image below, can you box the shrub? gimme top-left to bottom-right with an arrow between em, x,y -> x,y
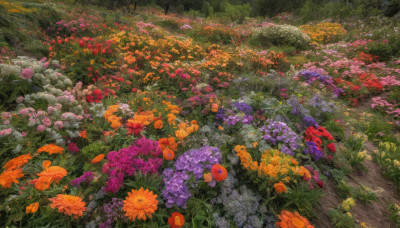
300,23 -> 347,44
252,24 -> 310,50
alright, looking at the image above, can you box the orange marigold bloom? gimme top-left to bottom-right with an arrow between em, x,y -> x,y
163,149 -> 175,160
35,166 -> 67,191
3,153 -> 32,171
154,120 -> 163,129
91,154 -> 105,164
49,194 -> 86,219
37,144 -> 64,155
0,169 -> 24,188
42,160 -> 52,169
123,187 -> 158,221
80,131 -> 88,139
276,210 -> 314,228
26,202 -> 39,214
203,172 -> 212,182
168,212 -> 185,228
211,164 -> 228,181
175,129 -> 188,141
273,182 -> 287,194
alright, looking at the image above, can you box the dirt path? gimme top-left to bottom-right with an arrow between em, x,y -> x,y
311,139 -> 400,228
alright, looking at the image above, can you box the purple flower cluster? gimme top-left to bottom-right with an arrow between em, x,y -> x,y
304,141 -> 324,160
99,198 -> 127,228
302,115 -> 318,128
162,146 -> 222,208
287,97 -> 310,118
71,171 -> 94,188
260,120 -> 299,156
103,137 -> 163,193
299,70 -> 344,97
233,102 -> 253,115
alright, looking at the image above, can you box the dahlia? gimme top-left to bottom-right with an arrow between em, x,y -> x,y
37,144 -> 64,155
49,194 -> 86,218
211,164 -> 228,181
168,212 -> 185,228
3,153 -> 32,171
123,187 -> 158,221
0,169 -> 24,188
276,210 -> 314,228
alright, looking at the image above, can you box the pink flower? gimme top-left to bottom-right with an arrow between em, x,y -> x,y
43,62 -> 50,69
20,68 -> 34,80
19,108 -> 29,116
0,128 -> 12,137
21,132 -> 27,137
54,121 -> 64,129
36,125 -> 46,132
42,117 -> 52,127
16,96 -> 24,103
68,142 -> 80,153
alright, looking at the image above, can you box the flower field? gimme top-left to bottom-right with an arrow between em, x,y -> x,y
1,1 -> 400,227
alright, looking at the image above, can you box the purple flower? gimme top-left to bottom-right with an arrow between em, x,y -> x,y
260,120 -> 299,156
304,141 -> 324,160
71,171 -> 94,188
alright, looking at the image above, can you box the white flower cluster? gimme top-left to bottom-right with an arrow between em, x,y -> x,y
253,24 -> 311,49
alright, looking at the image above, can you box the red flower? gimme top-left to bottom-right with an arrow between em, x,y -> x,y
126,121 -> 144,136
327,143 -> 336,153
168,212 -> 185,228
211,164 -> 228,181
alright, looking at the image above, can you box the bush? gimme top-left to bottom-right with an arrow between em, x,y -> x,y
224,3 -> 251,24
300,23 -> 347,44
252,24 -> 310,50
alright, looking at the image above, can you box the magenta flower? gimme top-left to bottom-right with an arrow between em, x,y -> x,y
20,68 -> 34,80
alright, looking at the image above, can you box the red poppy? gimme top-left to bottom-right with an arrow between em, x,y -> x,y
211,164 -> 228,181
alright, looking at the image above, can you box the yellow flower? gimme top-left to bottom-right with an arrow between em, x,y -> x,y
342,198 -> 355,212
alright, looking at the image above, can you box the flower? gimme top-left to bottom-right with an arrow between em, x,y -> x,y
327,143 -> 336,153
80,130 -> 88,139
20,68 -> 34,80
342,198 -> 355,212
49,194 -> 86,219
154,120 -> 163,129
3,153 -> 32,171
91,154 -> 105,164
68,142 -> 80,153
168,212 -> 185,228
274,182 -> 287,194
123,187 -> 158,221
0,169 -> 24,188
26,202 -> 39,214
276,210 -> 314,228
211,164 -> 228,181
37,144 -> 64,155
163,148 -> 175,160
203,172 -> 212,182
35,166 -> 68,191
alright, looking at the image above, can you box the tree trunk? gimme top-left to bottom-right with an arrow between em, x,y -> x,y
165,3 -> 170,15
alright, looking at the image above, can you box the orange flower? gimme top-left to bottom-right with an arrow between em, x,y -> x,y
175,129 -> 188,141
163,149 -> 175,160
80,131 -> 88,139
154,120 -> 163,129
26,202 -> 39,214
218,126 -> 224,131
168,212 -> 185,228
42,160 -> 52,169
252,142 -> 258,149
123,187 -> 158,221
49,194 -> 86,219
35,166 -> 67,191
91,154 -> 105,164
211,164 -> 228,181
3,153 -> 32,171
273,182 -> 287,194
0,169 -> 24,188
203,172 -> 212,182
276,210 -> 314,228
37,144 -> 64,155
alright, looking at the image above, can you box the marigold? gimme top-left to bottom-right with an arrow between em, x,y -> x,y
163,148 -> 175,160
26,202 -> 39,214
274,182 -> 287,194
154,119 -> 163,129
0,169 -> 24,188
42,160 -> 52,169
211,164 -> 228,181
37,144 -> 64,155
3,153 -> 32,171
91,154 -> 105,164
49,194 -> 86,219
35,166 -> 67,191
168,212 -> 185,228
276,210 -> 314,228
80,131 -> 88,139
203,172 -> 212,182
123,187 -> 158,221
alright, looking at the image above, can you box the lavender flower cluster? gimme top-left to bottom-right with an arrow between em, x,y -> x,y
304,141 -> 324,160
299,70 -> 344,97
71,171 -> 94,188
99,198 -> 128,228
308,95 -> 337,119
260,120 -> 299,156
103,137 -> 162,193
217,102 -> 254,125
162,146 -> 222,208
